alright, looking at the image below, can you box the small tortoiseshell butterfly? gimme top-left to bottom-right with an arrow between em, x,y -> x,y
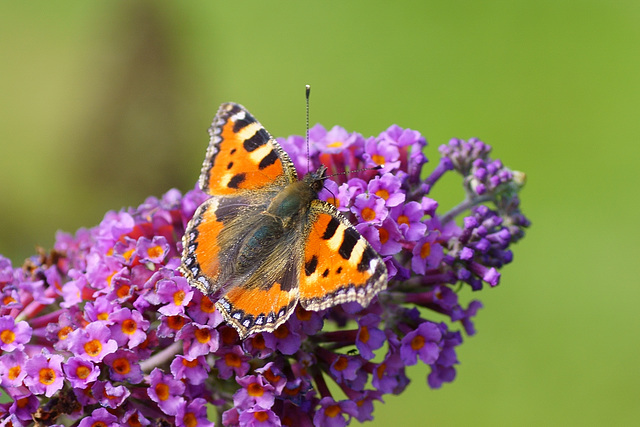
180,103 -> 388,339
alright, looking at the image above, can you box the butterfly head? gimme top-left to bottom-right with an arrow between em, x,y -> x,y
303,164 -> 328,194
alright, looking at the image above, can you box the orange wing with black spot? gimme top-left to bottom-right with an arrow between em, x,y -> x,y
199,103 -> 297,196
298,201 -> 388,311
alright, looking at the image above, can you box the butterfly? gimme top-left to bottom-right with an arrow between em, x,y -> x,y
179,103 -> 388,339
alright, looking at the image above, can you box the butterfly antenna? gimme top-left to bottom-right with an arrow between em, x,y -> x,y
324,165 -> 384,181
305,84 -> 311,175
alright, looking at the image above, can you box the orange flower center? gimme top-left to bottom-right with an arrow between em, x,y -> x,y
274,325 -> 289,339
411,334 -> 425,351
0,329 -> 15,344
97,312 -> 109,321
333,356 -> 348,372
173,290 -> 186,306
247,382 -> 265,397
116,284 -> 131,299
76,365 -> 92,379
84,339 -> 103,357
200,297 -> 215,313
39,367 -> 56,385
397,214 -> 409,225
155,383 -> 169,401
376,363 -> 387,379
182,358 -> 200,368
375,189 -> 389,200
328,141 -> 343,148
122,319 -> 137,335
225,352 -> 241,368
361,207 -> 376,221
251,334 -> 266,350
195,328 -> 211,344
359,326 -> 370,343
253,411 -> 270,422
58,326 -> 73,341
167,316 -> 185,330
183,412 -> 197,427
113,358 -> 131,375
326,196 -> 340,208
372,154 -> 385,165
325,404 -> 342,418
8,365 -> 21,380
378,227 -> 389,244
420,242 -> 431,258
147,245 -> 163,259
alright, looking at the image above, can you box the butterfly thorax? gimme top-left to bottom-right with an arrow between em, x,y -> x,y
265,166 -> 327,226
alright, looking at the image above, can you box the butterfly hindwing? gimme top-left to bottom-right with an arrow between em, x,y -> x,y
299,200 -> 388,311
200,103 -> 298,196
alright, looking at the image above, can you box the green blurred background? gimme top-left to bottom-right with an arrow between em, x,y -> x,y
1,1 -> 638,425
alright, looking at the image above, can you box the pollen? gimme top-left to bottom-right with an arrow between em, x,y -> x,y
155,382 -> 170,401
225,352 -> 241,368
195,328 -> 211,343
251,334 -> 266,350
2,296 -> 16,305
328,141 -> 343,148
378,227 -> 389,244
116,283 -> 131,299
247,382 -> 265,397
97,312 -> 109,321
372,154 -> 386,165
146,245 -> 163,259
121,319 -> 137,335
359,325 -> 370,343
39,367 -> 56,385
173,290 -> 186,306
200,296 -> 215,313
253,411 -> 270,422
333,356 -> 348,372
167,315 -> 185,330
420,242 -> 431,258
84,339 -> 103,357
274,324 -> 290,339
123,248 -> 135,261
183,413 -> 197,427
361,207 -> 376,221
8,365 -> 21,380
1,329 -> 15,344
410,334 -> 425,351
58,326 -> 73,341
324,404 -> 342,418
397,214 -> 409,225
111,358 -> 130,375
76,365 -> 92,379
182,358 -> 200,368
375,189 -> 389,200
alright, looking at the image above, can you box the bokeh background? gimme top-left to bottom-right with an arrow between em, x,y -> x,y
1,1 -> 638,425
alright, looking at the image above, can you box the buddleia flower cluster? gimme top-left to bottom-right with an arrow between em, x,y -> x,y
0,122 -> 529,426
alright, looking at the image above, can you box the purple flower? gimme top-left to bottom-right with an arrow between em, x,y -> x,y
0,115 -> 530,423
92,380 -> 130,408
400,321 -> 442,365
0,316 -> 31,352
356,314 -> 386,360
170,355 -> 210,385
24,353 -> 64,397
176,397 -> 214,427
147,368 -> 185,416
68,321 -> 118,362
351,193 -> 388,225
313,397 -> 359,427
234,374 -> 276,409
103,349 -> 144,383
63,356 -> 100,388
156,277 -> 194,316
0,350 -> 28,388
238,407 -> 282,427
108,307 -> 149,348
78,407 -> 119,427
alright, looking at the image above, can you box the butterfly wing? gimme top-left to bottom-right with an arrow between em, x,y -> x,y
181,103 -> 297,296
298,200 -> 388,311
199,103 -> 298,196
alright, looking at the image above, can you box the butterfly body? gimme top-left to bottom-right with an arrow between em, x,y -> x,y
180,103 -> 387,339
